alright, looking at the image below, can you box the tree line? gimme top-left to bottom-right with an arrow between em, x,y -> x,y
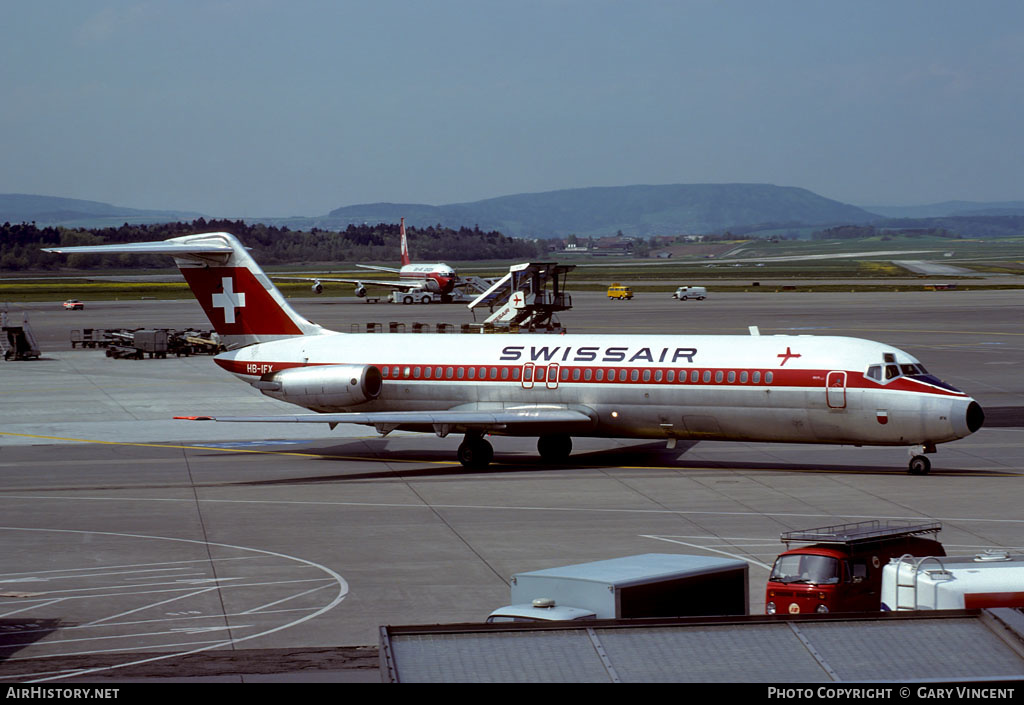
0,220 -> 545,271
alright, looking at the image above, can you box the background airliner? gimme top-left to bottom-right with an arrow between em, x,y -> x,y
284,218 -> 459,301
45,232 -> 984,474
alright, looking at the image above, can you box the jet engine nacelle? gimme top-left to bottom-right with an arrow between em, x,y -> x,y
254,364 -> 382,410
311,280 -> 323,295
354,284 -> 367,298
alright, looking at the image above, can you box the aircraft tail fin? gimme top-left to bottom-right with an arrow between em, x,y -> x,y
399,217 -> 411,267
44,233 -> 329,348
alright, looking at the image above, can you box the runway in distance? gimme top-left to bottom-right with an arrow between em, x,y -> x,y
282,218 -> 459,302
45,232 -> 985,474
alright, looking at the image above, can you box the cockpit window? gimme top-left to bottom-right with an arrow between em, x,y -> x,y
871,358 -> 930,384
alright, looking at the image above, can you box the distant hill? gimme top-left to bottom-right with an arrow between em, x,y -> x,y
0,194 -> 204,228
323,184 -> 879,238
864,200 -> 1024,219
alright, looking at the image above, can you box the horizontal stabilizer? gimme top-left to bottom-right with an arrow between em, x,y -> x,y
43,240 -> 234,256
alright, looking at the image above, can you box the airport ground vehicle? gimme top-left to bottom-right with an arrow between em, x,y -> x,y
606,283 -> 633,300
765,520 -> 944,615
672,286 -> 707,301
881,551 -> 1024,611
486,553 -> 749,623
63,299 -> 84,310
388,290 -> 468,304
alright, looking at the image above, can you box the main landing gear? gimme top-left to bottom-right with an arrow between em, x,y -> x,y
537,434 -> 572,463
456,433 -> 575,469
458,432 -> 493,469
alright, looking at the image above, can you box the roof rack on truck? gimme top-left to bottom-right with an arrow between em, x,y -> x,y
780,520 -> 941,548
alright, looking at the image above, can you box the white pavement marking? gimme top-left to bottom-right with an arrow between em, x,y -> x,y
0,527 -> 348,684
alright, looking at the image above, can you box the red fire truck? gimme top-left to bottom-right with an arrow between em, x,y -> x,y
765,520 -> 944,615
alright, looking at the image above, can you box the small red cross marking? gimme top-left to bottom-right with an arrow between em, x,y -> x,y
777,347 -> 801,366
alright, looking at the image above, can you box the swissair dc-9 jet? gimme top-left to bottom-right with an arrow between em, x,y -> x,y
285,218 -> 458,302
45,232 -> 984,474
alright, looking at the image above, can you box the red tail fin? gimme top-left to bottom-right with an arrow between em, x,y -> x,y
44,233 -> 328,347
400,217 -> 411,267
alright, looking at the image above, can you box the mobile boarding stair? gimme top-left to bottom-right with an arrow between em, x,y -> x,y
467,262 -> 575,332
1,311 -> 41,360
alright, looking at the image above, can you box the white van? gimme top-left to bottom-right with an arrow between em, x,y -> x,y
672,286 -> 707,301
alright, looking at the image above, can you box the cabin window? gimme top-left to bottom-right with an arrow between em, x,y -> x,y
413,366 -> 421,379
512,368 -> 521,380
766,371 -> 774,384
446,367 -> 454,379
595,369 -> 604,382
467,367 -> 476,379
423,367 -> 432,379
703,371 -> 711,383
752,371 -> 761,384
619,369 -> 628,382
740,371 -> 748,383
435,367 -> 443,379
501,368 -> 509,380
561,368 -> 570,381
584,368 -> 593,381
630,369 -> 639,382
715,371 -> 723,383
667,370 -> 675,383
457,367 -> 465,379
572,368 -> 581,381
691,370 -> 699,383
727,371 -> 736,383
654,370 -> 663,382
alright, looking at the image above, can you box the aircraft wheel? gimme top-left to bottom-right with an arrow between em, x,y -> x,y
908,455 -> 931,475
537,434 -> 572,463
458,438 -> 493,469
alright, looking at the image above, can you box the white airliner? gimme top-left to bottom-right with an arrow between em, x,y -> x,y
287,218 -> 458,301
45,232 -> 984,474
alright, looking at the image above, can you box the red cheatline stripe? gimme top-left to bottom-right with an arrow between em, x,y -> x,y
214,359 -> 966,398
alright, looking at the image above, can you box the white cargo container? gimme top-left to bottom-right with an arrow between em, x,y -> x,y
486,553 -> 749,623
881,551 -> 1024,611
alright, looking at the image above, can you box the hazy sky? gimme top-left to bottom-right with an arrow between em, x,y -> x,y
3,1 -> 1022,216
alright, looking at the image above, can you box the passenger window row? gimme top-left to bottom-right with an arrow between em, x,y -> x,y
379,364 -> 776,385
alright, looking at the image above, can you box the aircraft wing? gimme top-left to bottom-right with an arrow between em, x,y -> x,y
275,276 -> 421,291
177,407 -> 596,435
356,264 -> 401,274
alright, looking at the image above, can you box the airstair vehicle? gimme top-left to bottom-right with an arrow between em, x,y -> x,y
467,262 -> 575,332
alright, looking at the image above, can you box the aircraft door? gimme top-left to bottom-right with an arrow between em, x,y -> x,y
521,362 -> 535,390
546,363 -> 560,390
826,371 -> 847,409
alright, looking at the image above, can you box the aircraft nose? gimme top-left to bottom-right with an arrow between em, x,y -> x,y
952,399 -> 985,437
966,400 -> 985,433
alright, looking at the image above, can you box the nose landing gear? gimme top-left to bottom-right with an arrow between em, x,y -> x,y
908,443 -> 937,475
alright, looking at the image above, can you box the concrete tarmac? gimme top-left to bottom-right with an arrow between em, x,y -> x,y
1,290 -> 1022,682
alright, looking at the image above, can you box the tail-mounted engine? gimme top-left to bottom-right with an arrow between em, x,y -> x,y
254,364 -> 382,410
